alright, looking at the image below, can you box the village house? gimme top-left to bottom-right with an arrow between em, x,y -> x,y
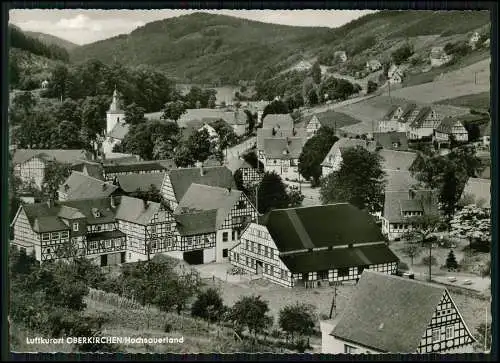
261,137 -> 306,180
229,157 -> 264,188
294,60 -> 313,71
11,196 -> 177,266
160,164 -> 234,210
198,121 -> 220,142
429,46 -> 452,68
58,171 -> 118,201
112,172 -> 166,196
262,114 -> 294,130
434,117 -> 469,146
321,270 -> 476,354
378,103 -> 417,133
177,108 -> 248,136
384,169 -> 419,193
41,79 -> 49,89
459,177 -> 491,210
102,87 -> 127,156
366,59 -> 382,72
407,107 -> 442,140
257,127 -> 306,160
305,113 -> 341,138
373,131 -> 409,151
381,189 -> 438,241
12,149 -> 92,190
388,64 -> 404,84
321,138 -> 376,176
469,32 -> 481,49
171,183 -> 257,264
229,204 -> 399,288
101,160 -> 175,181
334,51 -> 348,63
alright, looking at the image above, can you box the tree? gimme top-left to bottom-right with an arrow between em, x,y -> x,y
161,100 -> 187,122
401,240 -> 422,266
208,94 -> 217,109
439,165 -> 465,220
124,102 -> 146,125
244,110 -> 257,134
230,295 -> 273,339
450,205 -> 491,253
307,88 -> 319,106
311,62 -> 322,84
191,288 -> 225,323
446,250 -> 458,271
186,129 -> 212,164
257,172 -> 291,214
367,80 -> 378,94
262,100 -> 289,121
210,119 -> 238,151
320,147 -> 386,213
391,43 -> 414,65
287,187 -> 305,208
298,127 -> 338,186
279,302 -> 316,345
54,120 -> 86,149
174,144 -> 196,168
120,123 -> 155,160
402,214 -> 442,282
41,161 -> 73,200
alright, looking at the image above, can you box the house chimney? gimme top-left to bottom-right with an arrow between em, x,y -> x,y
143,199 -> 149,209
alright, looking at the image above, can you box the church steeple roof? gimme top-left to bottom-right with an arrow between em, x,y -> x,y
108,86 -> 123,113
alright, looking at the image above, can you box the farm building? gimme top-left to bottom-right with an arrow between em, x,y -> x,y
378,149 -> 417,172
434,117 -> 469,144
321,138 -> 376,177
388,64 -> 404,84
469,32 -> 481,49
373,131 -> 409,151
378,103 -> 417,133
321,270 -> 476,354
429,46 -> 452,68
407,107 -> 443,140
334,51 -> 348,63
101,160 -> 175,181
58,171 -> 118,201
177,108 -> 248,136
366,59 -> 382,72
229,204 -> 399,288
261,137 -> 306,181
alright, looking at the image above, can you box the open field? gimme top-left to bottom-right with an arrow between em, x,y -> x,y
435,91 -> 490,111
390,58 -> 490,103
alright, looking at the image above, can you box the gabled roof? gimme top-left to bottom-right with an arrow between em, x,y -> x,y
383,189 -> 438,223
174,183 -> 243,230
167,166 -> 234,203
12,149 -> 91,165
174,210 -> 218,236
59,171 -> 118,200
114,196 -> 161,225
257,127 -> 306,150
103,160 -> 175,174
331,270 -> 446,353
107,122 -> 130,140
430,46 -> 447,59
379,150 -> 417,171
409,107 -> 433,128
321,138 -> 373,167
373,132 -> 409,150
399,103 -> 418,123
262,114 -> 294,130
82,162 -> 105,180
460,177 -> 491,208
399,199 -> 424,212
179,108 -> 246,126
115,173 -> 166,193
280,244 -> 398,274
384,170 -> 419,192
263,137 -> 305,159
265,203 -> 385,253
435,117 -> 465,134
382,105 -> 399,121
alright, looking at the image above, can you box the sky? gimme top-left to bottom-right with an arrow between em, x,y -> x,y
9,9 -> 377,45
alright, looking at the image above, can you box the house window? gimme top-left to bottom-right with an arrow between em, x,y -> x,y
61,231 -> 69,238
237,200 -> 246,209
264,246 -> 269,257
42,233 -> 50,241
445,327 -> 454,339
223,232 -> 229,242
338,267 -> 349,277
96,225 -> 102,232
318,270 -> 329,280
232,230 -> 236,240
105,240 -> 112,249
281,269 -> 288,279
269,265 -> 273,275
151,240 -> 157,249
245,240 -> 249,250
344,344 -> 357,354
72,223 -> 79,232
51,232 -> 59,240
246,256 -> 249,266
432,329 -> 440,342
115,239 -> 122,248
89,241 -> 98,250
257,244 -> 262,255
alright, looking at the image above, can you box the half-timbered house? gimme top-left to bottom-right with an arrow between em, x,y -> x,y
229,204 -> 399,288
262,137 -> 306,180
434,117 -> 469,145
58,171 -> 118,201
407,107 -> 442,140
321,270 -> 476,354
160,164 -> 234,210
373,131 -> 409,151
257,127 -> 307,160
321,138 -> 376,176
102,160 -> 175,181
173,183 -> 257,263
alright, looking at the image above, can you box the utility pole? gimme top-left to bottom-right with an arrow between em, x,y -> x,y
329,284 -> 338,319
475,72 -> 477,85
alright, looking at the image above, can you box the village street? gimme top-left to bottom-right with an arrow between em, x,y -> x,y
223,136 -> 256,171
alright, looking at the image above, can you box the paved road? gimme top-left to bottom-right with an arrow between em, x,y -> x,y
224,136 -> 256,172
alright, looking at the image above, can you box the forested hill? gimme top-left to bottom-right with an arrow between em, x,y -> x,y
69,11 -> 490,84
9,25 -> 70,62
25,31 -> 79,51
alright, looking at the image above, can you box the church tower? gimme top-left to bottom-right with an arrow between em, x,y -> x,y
106,86 -> 125,134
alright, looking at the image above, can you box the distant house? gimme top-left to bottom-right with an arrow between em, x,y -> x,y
171,183 -> 257,264
294,60 -> 313,71
378,103 -> 418,133
482,38 -> 490,48
178,108 -> 248,136
257,127 -> 306,159
388,64 -> 404,84
305,113 -> 342,138
407,107 -> 442,140
469,32 -> 481,49
384,170 -> 419,193
459,177 -> 490,210
101,160 -> 175,181
381,189 -> 438,241
321,138 -> 376,176
262,114 -> 294,130
334,51 -> 348,63
230,204 -> 399,288
198,122 -> 220,143
321,270 -> 476,354
231,157 -> 264,188
41,80 -> 49,89
12,149 -> 92,190
434,117 -> 468,144
160,164 -> 235,210
366,60 -> 382,72
261,137 -> 306,180
373,132 -> 409,151
58,171 -> 118,201
113,172 -> 167,195
429,46 -> 452,68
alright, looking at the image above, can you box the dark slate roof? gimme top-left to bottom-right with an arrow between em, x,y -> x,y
435,117 -> 465,134
103,160 -> 175,174
331,270 -> 447,353
262,114 -> 294,130
383,190 -> 438,223
265,204 -> 385,253
280,244 -> 398,273
263,137 -> 306,159
168,166 -> 234,202
174,210 -> 218,236
379,150 -> 417,171
399,103 -> 418,123
382,105 -> 399,121
87,230 -> 126,241
115,173 -> 166,193
373,132 -> 409,151
384,170 -> 419,192
82,162 -> 105,180
12,149 -> 91,165
59,171 -> 118,200
257,127 -> 307,150
409,107 -> 432,128
114,196 -> 161,225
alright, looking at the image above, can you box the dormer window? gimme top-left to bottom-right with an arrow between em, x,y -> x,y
72,222 -> 79,232
91,208 -> 101,218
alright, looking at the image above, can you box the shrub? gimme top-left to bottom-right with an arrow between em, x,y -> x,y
190,288 -> 225,323
398,261 -> 409,271
421,256 -> 438,266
